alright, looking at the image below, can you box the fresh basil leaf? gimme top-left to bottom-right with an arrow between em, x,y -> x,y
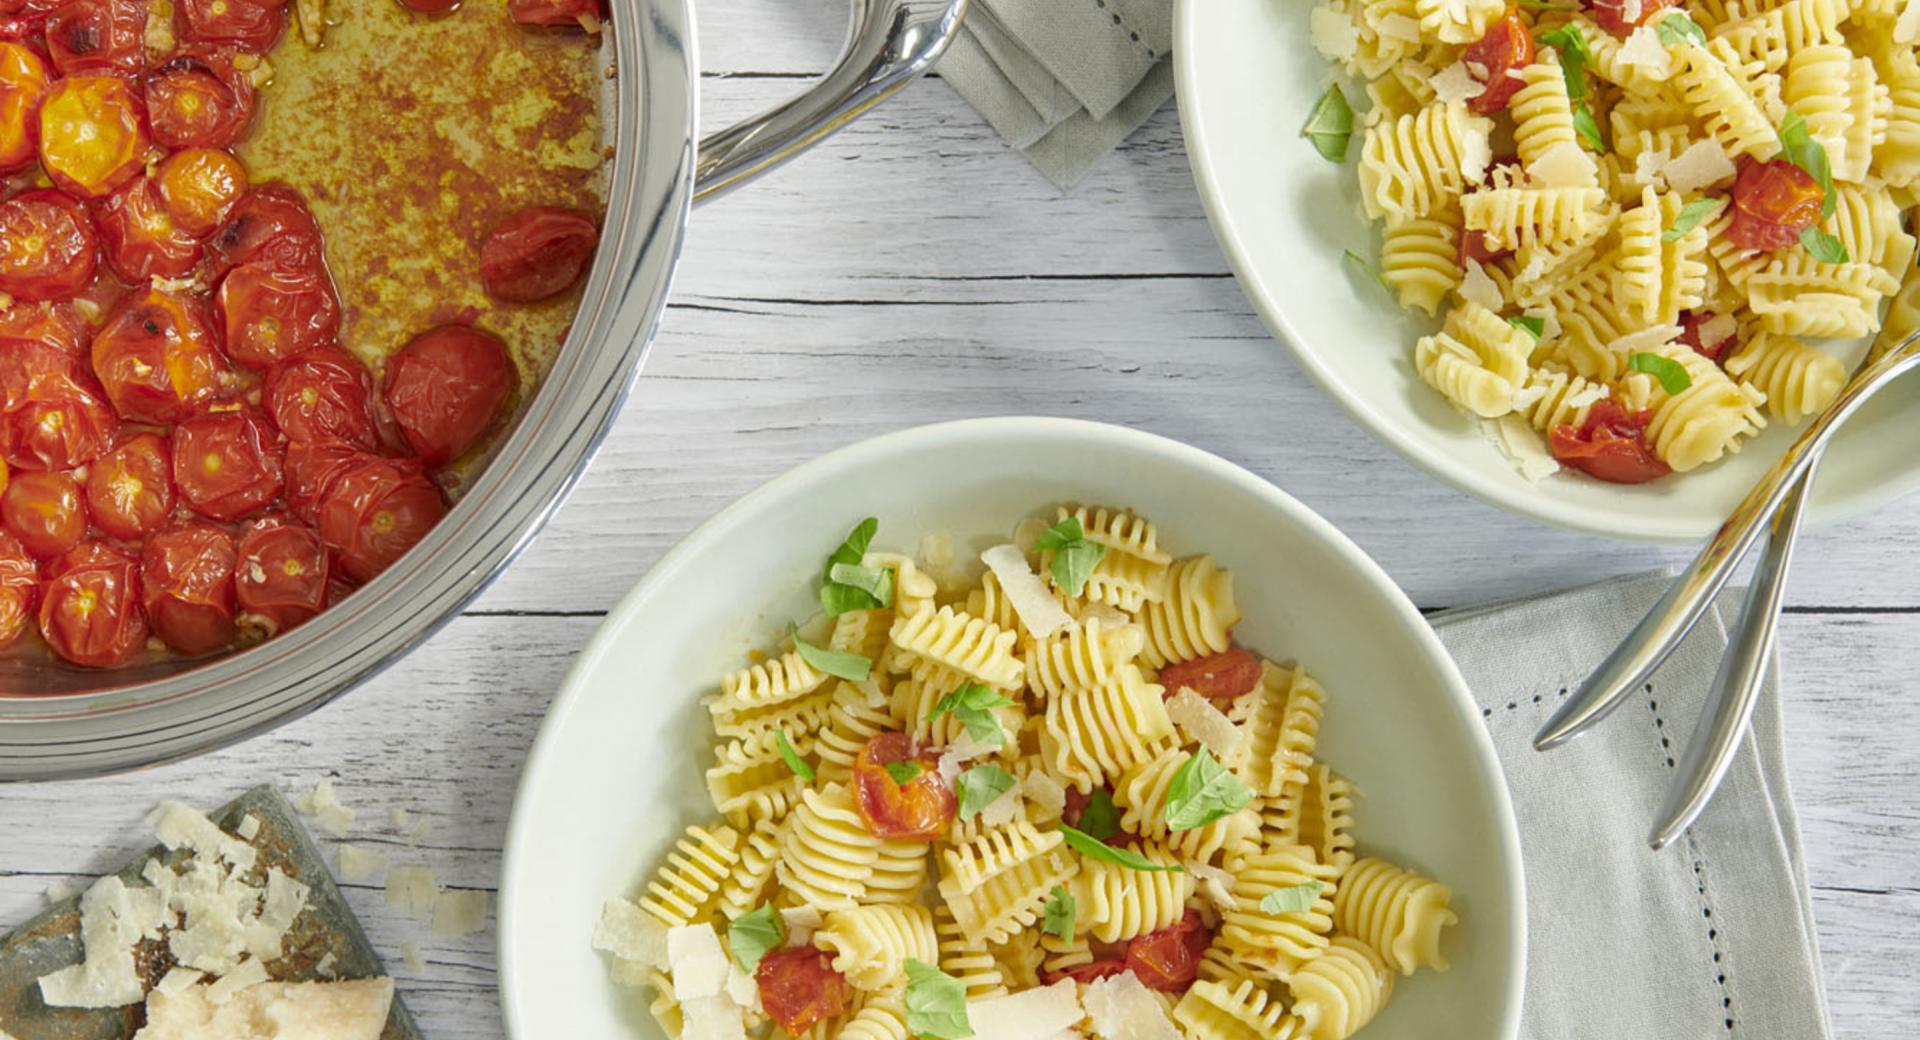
1799,226 -> 1849,263
1259,882 -> 1324,916
1301,82 -> 1354,162
727,903 -> 785,973
1059,824 -> 1183,872
1778,109 -> 1836,218
1571,101 -> 1606,153
956,765 -> 1018,821
904,959 -> 973,1039
775,728 -> 815,782
928,683 -> 1016,747
1033,518 -> 1107,598
1076,788 -> 1122,842
1164,748 -> 1256,832
791,625 -> 872,681
827,562 -> 894,608
1536,24 -> 1591,101
884,760 -> 924,785
1629,352 -> 1693,395
1344,248 -> 1392,291
1043,885 -> 1076,941
820,517 -> 881,616
1663,197 -> 1724,242
1031,517 -> 1084,551
1508,315 -> 1545,341
1655,10 -> 1706,45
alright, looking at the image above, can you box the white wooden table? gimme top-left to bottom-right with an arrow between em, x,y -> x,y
3,3 -> 1915,1036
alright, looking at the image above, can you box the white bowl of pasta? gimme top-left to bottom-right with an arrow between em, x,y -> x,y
497,417 -> 1522,1040
1176,0 -> 1920,542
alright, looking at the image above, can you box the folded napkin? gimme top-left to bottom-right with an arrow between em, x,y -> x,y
940,0 -> 1175,189
1431,574 -> 1830,1040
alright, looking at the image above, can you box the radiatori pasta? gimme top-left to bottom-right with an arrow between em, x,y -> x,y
1312,0 -> 1920,483
592,508 -> 1458,1040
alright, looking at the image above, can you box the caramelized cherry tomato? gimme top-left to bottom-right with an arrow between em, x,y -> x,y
3,469 -> 85,556
314,454 -> 444,582
1678,310 -> 1736,364
1457,227 -> 1511,266
36,73 -> 148,198
0,350 -> 116,470
92,289 -> 234,423
86,431 -> 173,539
0,528 -> 38,646
1586,0 -> 1672,36
172,409 -> 283,521
1462,9 -> 1535,115
479,206 -> 599,303
218,260 -> 339,367
1726,157 -> 1823,252
141,520 -> 236,653
176,0 -> 286,52
0,189 -> 96,301
155,146 -> 247,235
383,324 -> 513,467
851,732 -> 955,840
263,347 -> 376,448
234,512 -> 324,632
0,298 -> 90,355
93,175 -> 203,282
282,438 -> 359,523
508,0 -> 601,30
207,183 -> 322,276
146,46 -> 255,149
0,40 -> 48,172
45,0 -> 146,74
1158,647 -> 1262,702
1549,398 -> 1671,484
754,948 -> 851,1037
40,540 -> 145,666
1125,910 -> 1213,992
1042,959 -> 1128,986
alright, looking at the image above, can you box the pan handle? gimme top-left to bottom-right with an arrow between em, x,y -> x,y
693,0 -> 968,203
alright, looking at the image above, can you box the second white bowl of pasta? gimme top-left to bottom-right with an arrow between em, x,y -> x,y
497,417 -> 1522,1040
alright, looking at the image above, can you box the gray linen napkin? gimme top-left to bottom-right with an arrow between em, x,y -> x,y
940,0 -> 1174,189
1430,573 -> 1831,1040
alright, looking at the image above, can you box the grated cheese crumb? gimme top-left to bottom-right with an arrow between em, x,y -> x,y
1458,115 -> 1493,183
337,844 -> 387,883
1528,141 -> 1597,189
979,544 -> 1073,640
234,815 -> 261,842
153,968 -> 203,996
1166,689 -> 1243,758
1187,862 -> 1238,912
294,780 -> 356,837
314,953 -> 339,980
429,889 -> 489,939
45,880 -> 77,905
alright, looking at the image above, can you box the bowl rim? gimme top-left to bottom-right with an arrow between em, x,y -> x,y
496,415 -> 1527,1040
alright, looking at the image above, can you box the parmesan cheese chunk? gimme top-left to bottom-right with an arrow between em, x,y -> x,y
1308,4 -> 1359,60
979,784 -> 1025,829
400,944 -> 425,973
682,995 -> 748,1040
965,979 -> 1083,1039
1458,116 -> 1493,184
980,543 -> 1073,640
1617,25 -> 1671,76
778,906 -> 823,949
38,876 -> 148,1009
384,866 -> 439,919
149,801 -> 256,871
1166,689 -> 1242,758
1023,770 -> 1067,817
1082,972 -> 1181,1040
1187,862 -> 1238,912
936,732 -> 998,787
1528,141 -> 1598,189
1489,416 -> 1560,482
133,978 -> 395,1040
1661,140 -> 1737,197
294,780 -> 356,838
594,898 -> 670,967
153,968 -> 204,996
1699,312 -> 1738,348
429,889 -> 489,939
235,815 -> 262,842
1431,62 -> 1486,105
1608,324 -> 1682,358
667,924 -> 730,1002
205,957 -> 269,1005
1459,259 -> 1503,312
337,844 -> 388,883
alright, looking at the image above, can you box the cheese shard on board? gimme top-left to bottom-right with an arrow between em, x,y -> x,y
965,979 -> 1083,1039
132,978 -> 395,1040
1082,971 -> 1182,1040
37,876 -> 148,1008
430,889 -> 489,938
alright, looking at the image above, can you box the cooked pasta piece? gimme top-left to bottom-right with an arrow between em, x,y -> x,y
816,904 -> 939,991
705,728 -> 808,825
1139,555 -> 1240,668
1230,662 -> 1327,800
1078,842 -> 1195,942
1723,331 -> 1847,423
890,606 -> 1026,691
1333,856 -> 1457,975
1218,845 -> 1342,979
1024,616 -> 1146,701
1172,977 -> 1302,1040
1359,101 -> 1493,226
637,823 -> 740,928
1040,663 -> 1176,791
1287,935 -> 1397,1040
1379,217 -> 1463,315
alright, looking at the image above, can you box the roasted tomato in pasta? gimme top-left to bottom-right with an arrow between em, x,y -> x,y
754,948 -> 851,1037
1725,157 -> 1824,252
92,289 -> 235,424
177,0 -> 287,53
234,513 -> 327,633
0,350 -> 118,471
208,183 -> 324,276
1586,0 -> 1673,36
1548,399 -> 1671,484
1158,647 -> 1262,702
218,261 -> 340,368
1125,910 -> 1213,992
36,73 -> 148,198
383,324 -> 514,467
40,540 -> 146,667
171,409 -> 285,521
479,206 -> 599,302
0,41 -> 49,173
0,189 -> 96,301
2,469 -> 86,557
313,455 -> 446,582
0,529 -> 38,647
86,431 -> 175,540
1042,959 -> 1127,986
851,732 -> 955,840
508,0 -> 602,31
1462,8 -> 1534,115
94,175 -> 205,282
263,347 -> 377,449
146,47 -> 256,149
44,0 -> 146,74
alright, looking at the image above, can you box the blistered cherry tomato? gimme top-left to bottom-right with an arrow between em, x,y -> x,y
86,431 -> 174,539
1548,398 -> 1671,484
92,289 -> 235,423
1678,310 -> 1736,364
383,325 -> 513,467
1462,9 -> 1535,115
0,299 -> 90,355
0,41 -> 48,172
282,438 -> 359,523
314,454 -> 444,582
754,948 -> 850,1037
218,261 -> 339,368
264,347 -> 376,448
0,528 -> 38,647
155,147 -> 247,235
851,732 -> 955,840
141,520 -> 236,653
36,73 -> 148,198
508,0 -> 600,29
1457,227 -> 1511,266
172,409 -> 283,521
1726,157 -> 1823,252
146,46 -> 255,149
3,469 -> 86,557
45,0 -> 146,74
1125,910 -> 1213,992
208,183 -> 323,276
234,512 -> 325,632
1158,647 -> 1262,702
0,349 -> 117,470
40,541 -> 145,666
177,0 -> 286,52
1586,0 -> 1673,36
0,189 -> 96,301
479,206 -> 599,303
93,175 -> 204,282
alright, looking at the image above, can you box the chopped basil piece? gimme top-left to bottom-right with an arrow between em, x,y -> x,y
1629,352 -> 1693,395
1076,788 -> 1122,842
726,903 -> 785,973
1302,83 -> 1354,162
1778,109 -> 1836,218
1060,824 -> 1183,872
1571,101 -> 1606,153
1508,315 -> 1546,340
885,760 -> 924,785
1043,884 -> 1077,940
956,764 -> 1018,821
1536,24 -> 1591,102
1259,882 -> 1324,916
928,682 -> 1016,747
904,959 -> 973,1039
1344,248 -> 1392,291
819,517 -> 881,616
827,562 -> 894,608
1655,10 -> 1706,46
1032,517 -> 1107,599
775,728 -> 815,782
1164,748 -> 1256,831
1663,198 -> 1724,242
791,625 -> 872,681
1799,226 -> 1849,264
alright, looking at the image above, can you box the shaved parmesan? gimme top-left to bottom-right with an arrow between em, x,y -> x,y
1509,382 -> 1550,410
1431,63 -> 1486,105
980,544 -> 1073,640
1661,140 -> 1737,196
609,959 -> 652,988
966,980 -> 1083,1038
1459,259 -> 1503,312
1527,141 -> 1597,189
1622,0 -> 1642,22
778,906 -> 823,949
337,844 -> 387,883
936,732 -> 998,787
1082,972 -> 1181,1040
1699,312 -> 1738,348
1308,4 -> 1359,60
293,781 -> 356,838
384,866 -> 439,919
153,968 -> 203,996
682,995 -> 748,1040
1525,307 -> 1563,342
38,876 -> 148,1008
1565,382 -> 1610,411
204,957 -> 268,1005
45,880 -> 77,904
1458,116 -> 1493,184
1489,416 -> 1560,482
430,889 -> 489,939
1376,12 -> 1422,40
1166,689 -> 1242,758
1609,324 -> 1682,357
401,943 -> 425,972
1022,770 -> 1067,818
979,785 -> 1024,829
149,801 -> 256,872
1900,0 -> 1920,42
595,898 -> 670,967
1187,862 -> 1238,912
725,962 -> 760,1012
133,979 -> 394,1040
667,924 -> 730,1002
235,815 -> 261,842
1618,26 -> 1671,76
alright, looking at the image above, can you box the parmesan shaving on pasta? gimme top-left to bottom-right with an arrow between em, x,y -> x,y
1458,120 -> 1492,184
1082,972 -> 1182,1040
1617,25 -> 1669,76
1459,259 -> 1503,312
1165,689 -> 1242,758
1489,415 -> 1561,482
1022,769 -> 1067,817
1699,313 -> 1738,349
1899,0 -> 1920,42
1376,12 -> 1423,42
1525,308 -> 1562,343
666,924 -> 729,1002
778,906 -> 822,948
1660,140 -> 1737,197
593,898 -> 669,967
1307,4 -> 1359,61
936,731 -> 999,787
1608,324 -> 1683,358
979,543 -> 1074,640
683,995 -> 748,1040
965,980 -> 1084,1038
1430,63 -> 1486,105
1527,142 -> 1597,189
1187,861 -> 1238,912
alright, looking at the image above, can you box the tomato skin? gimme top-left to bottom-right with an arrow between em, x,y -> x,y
45,0 -> 146,75
264,347 -> 377,449
2,468 -> 85,556
1726,157 -> 1823,252
93,175 -> 204,282
155,146 -> 247,236
1158,648 -> 1262,702
754,948 -> 851,1037
140,520 -> 236,653
1457,227 -> 1512,266
0,189 -> 96,301
40,540 -> 145,666
0,528 -> 38,646
145,47 -> 255,150
383,325 -> 514,467
0,298 -> 90,355
207,183 -> 323,277
233,512 -> 325,632
218,260 -> 340,368
1463,9 -> 1535,115
1124,910 -> 1213,993
282,438 -> 359,523
0,348 -> 118,471
1586,0 -> 1672,36
171,408 -> 284,521
508,0 -> 601,29
1549,399 -> 1672,484
36,72 -> 149,198
851,732 -> 956,840
176,0 -> 286,52
91,289 -> 235,424
314,455 -> 444,582
0,40 -> 49,173
479,206 -> 599,303
1042,959 -> 1128,986
86,431 -> 173,539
